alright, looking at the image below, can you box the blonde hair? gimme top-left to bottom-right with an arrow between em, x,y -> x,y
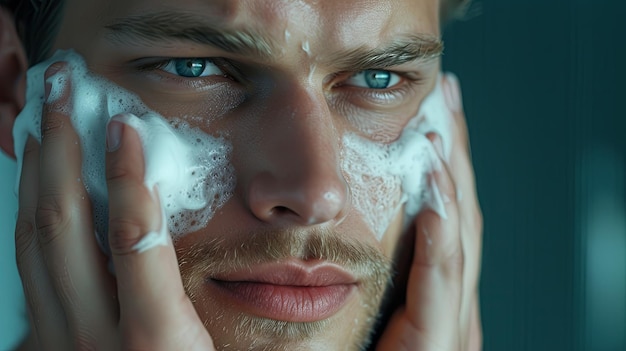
2,0 -> 472,66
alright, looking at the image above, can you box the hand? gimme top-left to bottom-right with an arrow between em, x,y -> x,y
376,74 -> 483,351
14,63 -> 215,350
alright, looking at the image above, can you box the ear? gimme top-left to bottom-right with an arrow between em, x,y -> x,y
0,6 -> 28,159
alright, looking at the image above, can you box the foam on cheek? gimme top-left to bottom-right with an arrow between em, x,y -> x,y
13,50 -> 236,254
341,76 -> 453,241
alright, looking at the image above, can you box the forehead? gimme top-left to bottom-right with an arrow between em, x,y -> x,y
54,0 -> 441,58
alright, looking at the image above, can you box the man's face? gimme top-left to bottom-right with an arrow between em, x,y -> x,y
50,0 -> 442,349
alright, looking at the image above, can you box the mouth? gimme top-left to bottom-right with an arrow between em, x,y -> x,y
207,260 -> 358,323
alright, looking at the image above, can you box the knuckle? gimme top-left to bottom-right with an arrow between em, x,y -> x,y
40,111 -> 67,141
108,217 -> 145,255
72,328 -> 99,351
443,244 -> 465,279
451,242 -> 465,267
106,159 -> 133,183
35,194 -> 69,245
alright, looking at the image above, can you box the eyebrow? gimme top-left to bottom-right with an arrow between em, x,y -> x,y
104,12 -> 276,58
325,35 -> 444,72
104,11 -> 442,71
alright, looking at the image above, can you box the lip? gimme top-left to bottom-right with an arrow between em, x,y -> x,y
207,261 -> 358,322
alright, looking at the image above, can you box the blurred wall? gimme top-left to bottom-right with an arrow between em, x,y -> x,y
0,153 -> 27,350
442,0 -> 626,350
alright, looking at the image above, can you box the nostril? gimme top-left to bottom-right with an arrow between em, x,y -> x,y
247,170 -> 349,225
271,206 -> 292,216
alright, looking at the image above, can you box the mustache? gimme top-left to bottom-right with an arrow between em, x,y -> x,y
175,227 -> 394,298
175,228 -> 395,348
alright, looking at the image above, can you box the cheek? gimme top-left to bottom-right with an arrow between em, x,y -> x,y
148,118 -> 236,237
330,94 -> 418,144
339,75 -> 453,242
16,50 -> 238,254
91,73 -> 240,240
341,133 -> 405,241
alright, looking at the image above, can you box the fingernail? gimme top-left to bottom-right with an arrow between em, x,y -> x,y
44,63 -> 67,103
106,117 -> 124,152
443,72 -> 462,113
45,63 -> 64,80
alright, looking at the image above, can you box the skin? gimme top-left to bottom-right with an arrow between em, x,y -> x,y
0,0 -> 483,350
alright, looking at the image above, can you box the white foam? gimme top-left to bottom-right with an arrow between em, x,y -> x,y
301,40 -> 311,55
341,77 -> 453,240
13,50 -> 235,254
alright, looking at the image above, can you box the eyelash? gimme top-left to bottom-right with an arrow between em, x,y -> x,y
333,70 -> 424,103
135,57 -> 424,102
136,58 -> 241,83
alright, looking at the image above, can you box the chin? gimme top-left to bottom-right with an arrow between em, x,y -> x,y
173,211 -> 404,350
188,283 -> 382,351
175,236 -> 394,350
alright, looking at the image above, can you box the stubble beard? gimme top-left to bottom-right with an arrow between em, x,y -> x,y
176,228 -> 394,351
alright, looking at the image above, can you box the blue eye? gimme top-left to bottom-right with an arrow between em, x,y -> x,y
345,70 -> 401,89
161,58 -> 223,78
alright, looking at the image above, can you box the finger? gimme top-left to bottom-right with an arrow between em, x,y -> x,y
106,114 -> 213,349
468,295 -> 483,351
442,75 -> 482,286
15,136 -> 67,349
442,73 -> 479,209
36,63 -> 117,347
408,145 -> 463,349
442,73 -> 481,229
377,141 -> 463,351
442,73 -> 483,347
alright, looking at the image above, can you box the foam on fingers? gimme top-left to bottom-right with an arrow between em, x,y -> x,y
13,50 -> 236,255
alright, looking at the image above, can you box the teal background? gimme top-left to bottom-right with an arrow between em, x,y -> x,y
0,153 -> 26,350
442,0 -> 626,350
1,0 -> 625,350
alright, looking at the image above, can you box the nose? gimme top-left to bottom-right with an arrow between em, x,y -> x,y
245,86 -> 349,226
